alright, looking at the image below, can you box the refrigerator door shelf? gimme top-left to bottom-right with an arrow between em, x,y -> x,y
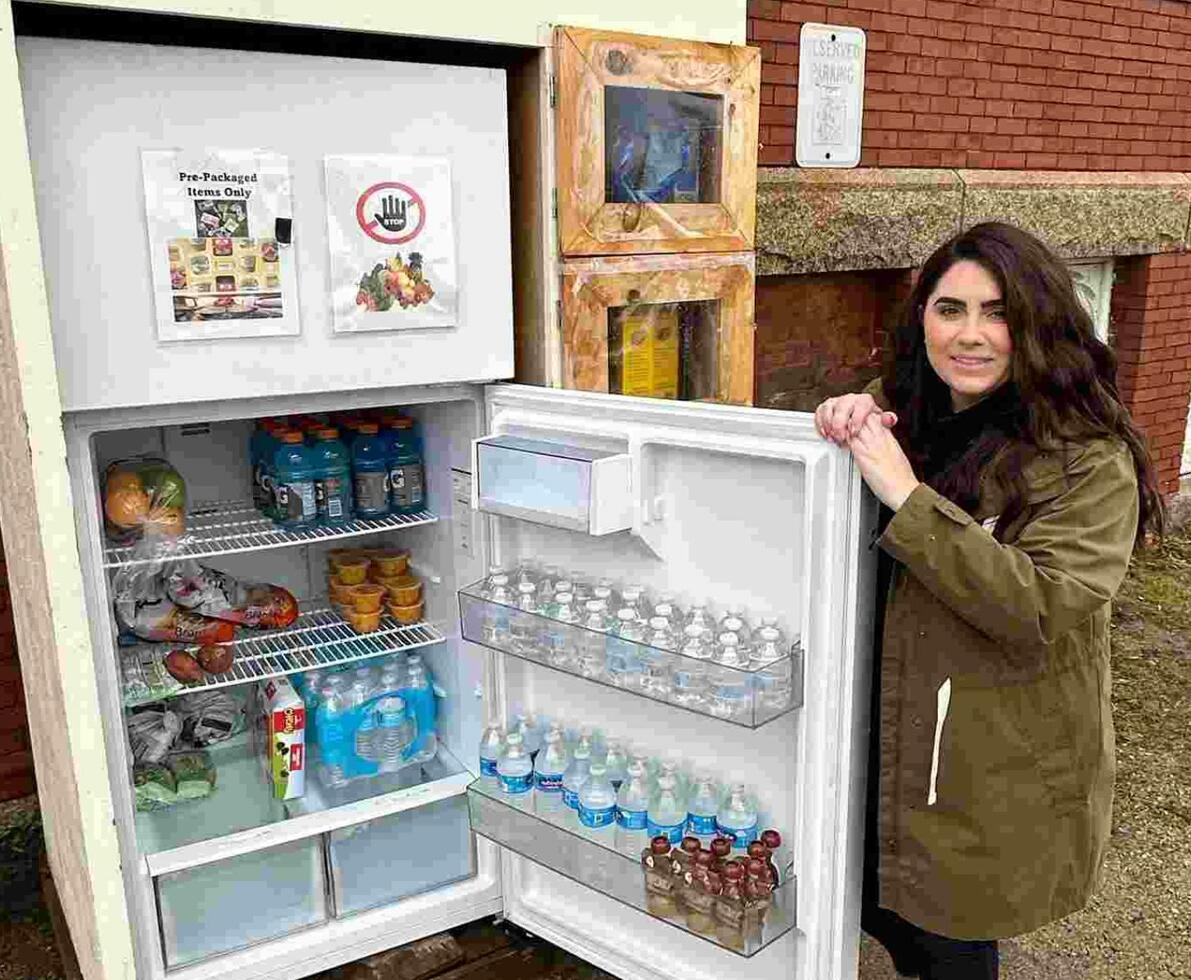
103,499 -> 437,569
459,589 -> 803,728
141,737 -> 472,878
468,782 -> 796,958
121,605 -> 446,706
472,435 -> 632,535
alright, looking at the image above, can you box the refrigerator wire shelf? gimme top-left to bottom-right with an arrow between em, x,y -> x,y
103,500 -> 437,568
468,781 -> 797,958
121,604 -> 446,704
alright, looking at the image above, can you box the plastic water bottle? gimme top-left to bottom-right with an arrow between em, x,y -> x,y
514,713 -> 543,762
310,427 -> 353,526
497,730 -> 533,795
351,422 -> 390,518
510,582 -> 542,656
686,775 -> 721,844
615,759 -> 652,854
350,679 -> 378,765
561,738 -> 592,811
272,430 -> 318,528
582,599 -> 613,633
578,762 -> 617,830
719,606 -> 752,646
478,723 -> 505,781
315,676 -> 349,788
647,773 -> 687,845
533,729 -> 570,810
606,610 -> 643,688
375,695 -> 416,773
387,416 -> 427,515
603,739 -> 629,791
717,783 -> 759,850
685,604 -> 713,633
402,655 -> 437,763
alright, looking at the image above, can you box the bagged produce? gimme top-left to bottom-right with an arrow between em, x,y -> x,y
103,457 -> 187,545
169,751 -> 217,800
165,560 -> 299,630
113,558 -> 236,645
133,764 -> 178,811
119,645 -> 185,706
177,689 -> 245,747
127,705 -> 183,764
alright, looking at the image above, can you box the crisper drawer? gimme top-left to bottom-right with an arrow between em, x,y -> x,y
156,837 -> 327,969
329,794 -> 475,917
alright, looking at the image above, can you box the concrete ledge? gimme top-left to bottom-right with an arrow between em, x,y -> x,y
959,171 -> 1191,260
756,168 -> 1191,274
756,168 -> 962,275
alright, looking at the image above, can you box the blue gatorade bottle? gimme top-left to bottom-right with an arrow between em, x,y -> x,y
351,422 -> 390,518
311,427 -> 352,526
272,430 -> 318,528
388,417 -> 427,515
250,419 -> 282,515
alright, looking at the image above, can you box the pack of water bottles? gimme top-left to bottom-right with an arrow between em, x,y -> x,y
478,711 -> 786,872
249,409 -> 427,530
290,651 -> 440,790
464,563 -> 800,721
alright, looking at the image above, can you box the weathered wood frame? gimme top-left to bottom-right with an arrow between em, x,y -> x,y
560,251 -> 755,404
554,24 -> 759,257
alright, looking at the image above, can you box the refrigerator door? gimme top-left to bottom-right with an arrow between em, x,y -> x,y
17,38 -> 513,412
472,385 -> 874,980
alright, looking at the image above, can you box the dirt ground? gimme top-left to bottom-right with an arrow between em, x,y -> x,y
3,525 -> 1188,980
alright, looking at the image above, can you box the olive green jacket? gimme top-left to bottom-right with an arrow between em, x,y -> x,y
865,383 -> 1138,939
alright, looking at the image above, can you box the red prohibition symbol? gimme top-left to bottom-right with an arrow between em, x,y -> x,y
355,181 -> 426,245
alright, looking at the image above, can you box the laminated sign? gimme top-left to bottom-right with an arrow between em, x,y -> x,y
325,154 -> 458,333
141,149 -> 300,342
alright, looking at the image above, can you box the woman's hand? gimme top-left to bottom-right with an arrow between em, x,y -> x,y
814,393 -> 898,445
848,413 -> 921,511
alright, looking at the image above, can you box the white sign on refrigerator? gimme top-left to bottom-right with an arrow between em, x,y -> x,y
796,23 -> 867,168
141,149 -> 300,342
325,154 -> 458,334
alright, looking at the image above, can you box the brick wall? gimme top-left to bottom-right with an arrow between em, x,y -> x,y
1110,252 -> 1191,495
755,268 -> 911,410
748,0 -> 1191,170
0,536 -> 35,802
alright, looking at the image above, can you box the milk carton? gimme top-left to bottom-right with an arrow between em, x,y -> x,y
257,676 -> 306,800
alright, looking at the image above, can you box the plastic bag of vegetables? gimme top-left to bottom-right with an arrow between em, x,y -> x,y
103,457 -> 187,545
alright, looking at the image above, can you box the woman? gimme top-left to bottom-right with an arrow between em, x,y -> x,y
814,222 -> 1163,980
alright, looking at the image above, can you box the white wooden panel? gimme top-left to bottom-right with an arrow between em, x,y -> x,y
17,38 -> 513,410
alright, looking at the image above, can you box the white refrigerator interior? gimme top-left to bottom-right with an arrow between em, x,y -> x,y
17,37 -> 514,411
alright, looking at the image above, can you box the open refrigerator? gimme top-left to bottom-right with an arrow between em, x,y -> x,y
20,32 -> 876,980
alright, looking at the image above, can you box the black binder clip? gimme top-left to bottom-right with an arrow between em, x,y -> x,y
274,217 -> 293,246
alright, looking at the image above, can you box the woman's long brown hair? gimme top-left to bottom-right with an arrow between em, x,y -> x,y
881,221 -> 1164,548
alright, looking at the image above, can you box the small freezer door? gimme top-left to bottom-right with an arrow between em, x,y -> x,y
467,384 -> 875,980
17,38 -> 513,411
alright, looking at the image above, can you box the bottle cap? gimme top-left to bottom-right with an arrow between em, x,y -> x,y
680,836 -> 701,854
760,829 -> 782,849
745,858 -> 766,878
315,427 -> 340,440
650,837 -> 672,855
710,838 -> 732,858
694,850 -> 714,870
280,430 -> 304,444
393,417 -> 414,429
357,422 -> 379,434
618,608 -> 637,621
649,617 -> 669,630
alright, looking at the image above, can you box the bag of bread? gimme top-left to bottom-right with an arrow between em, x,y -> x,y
165,560 -> 299,630
103,457 -> 187,545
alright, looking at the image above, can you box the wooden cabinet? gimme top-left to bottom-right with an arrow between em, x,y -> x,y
559,252 -> 754,405
554,25 -> 760,257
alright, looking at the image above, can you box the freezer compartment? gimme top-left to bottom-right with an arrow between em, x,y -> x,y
473,435 -> 631,534
328,794 -> 475,917
468,782 -> 796,957
156,835 -> 327,968
460,589 -> 802,727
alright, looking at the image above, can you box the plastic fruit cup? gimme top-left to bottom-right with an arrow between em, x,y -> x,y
349,583 -> 386,613
370,549 -> 410,578
327,548 -> 364,572
386,575 -> 422,606
345,608 -> 382,633
335,558 -> 371,586
387,600 -> 424,624
327,576 -> 355,604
